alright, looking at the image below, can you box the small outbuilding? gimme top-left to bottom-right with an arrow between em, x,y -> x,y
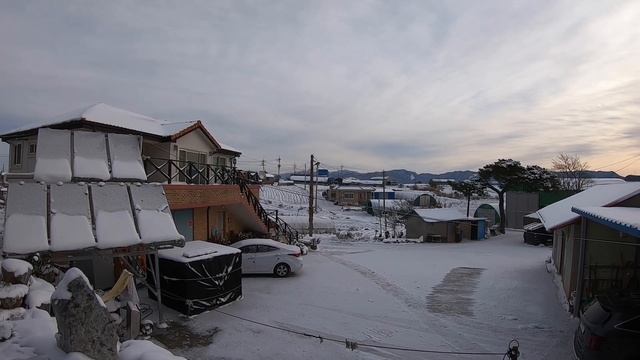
326,185 -> 375,206
474,203 -> 501,227
406,208 -> 487,242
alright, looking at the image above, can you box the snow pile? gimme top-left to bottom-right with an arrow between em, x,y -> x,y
51,268 -> 92,301
0,320 -> 12,341
0,284 -> 29,298
119,340 -> 186,360
108,133 -> 147,180
33,128 -> 73,183
1,258 -> 33,276
26,277 -> 55,309
73,131 -> 110,180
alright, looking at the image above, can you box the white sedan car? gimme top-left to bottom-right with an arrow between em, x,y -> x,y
231,238 -> 303,277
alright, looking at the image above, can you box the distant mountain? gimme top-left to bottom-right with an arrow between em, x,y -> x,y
283,168 -> 621,185
584,170 -> 621,178
328,169 -> 476,184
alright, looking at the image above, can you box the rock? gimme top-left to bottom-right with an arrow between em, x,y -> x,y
52,268 -> 118,360
0,283 -> 28,309
1,259 -> 33,285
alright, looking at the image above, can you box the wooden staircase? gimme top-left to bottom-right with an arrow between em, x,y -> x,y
144,158 -> 299,244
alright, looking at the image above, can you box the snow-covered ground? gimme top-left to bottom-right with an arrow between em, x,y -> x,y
151,232 -> 576,359
261,185 -> 497,241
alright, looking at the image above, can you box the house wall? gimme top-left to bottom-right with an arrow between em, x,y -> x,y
7,136 -> 38,174
164,184 -> 266,240
175,129 -> 235,167
406,217 -> 449,241
335,190 -> 372,206
552,223 -> 581,299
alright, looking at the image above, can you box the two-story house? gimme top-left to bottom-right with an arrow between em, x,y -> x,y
0,103 -> 281,244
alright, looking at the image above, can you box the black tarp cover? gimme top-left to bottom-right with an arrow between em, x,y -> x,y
148,250 -> 242,316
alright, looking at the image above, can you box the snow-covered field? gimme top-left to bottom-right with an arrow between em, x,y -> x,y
152,232 -> 576,359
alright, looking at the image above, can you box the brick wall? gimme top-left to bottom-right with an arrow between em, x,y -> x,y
164,184 -> 266,241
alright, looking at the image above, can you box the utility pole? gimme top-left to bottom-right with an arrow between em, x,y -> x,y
308,154 -> 314,236
261,159 -> 266,172
277,157 -> 281,178
315,161 -> 320,213
383,169 -> 387,234
304,163 -> 307,190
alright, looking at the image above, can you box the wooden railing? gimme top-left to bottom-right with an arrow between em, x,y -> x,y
143,158 -> 299,244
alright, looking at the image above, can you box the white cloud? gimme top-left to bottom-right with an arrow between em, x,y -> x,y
0,0 -> 639,174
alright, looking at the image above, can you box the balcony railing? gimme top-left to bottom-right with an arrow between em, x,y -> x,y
143,157 -> 299,244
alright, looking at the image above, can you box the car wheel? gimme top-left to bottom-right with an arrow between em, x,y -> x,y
274,263 -> 290,277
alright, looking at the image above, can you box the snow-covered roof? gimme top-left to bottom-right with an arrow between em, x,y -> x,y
536,183 -> 640,231
333,185 -> 376,191
0,103 -> 240,154
413,208 -> 483,223
572,206 -> 640,237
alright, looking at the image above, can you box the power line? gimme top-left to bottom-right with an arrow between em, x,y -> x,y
213,309 -> 507,356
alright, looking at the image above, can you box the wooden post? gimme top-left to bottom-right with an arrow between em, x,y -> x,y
308,154 -> 314,237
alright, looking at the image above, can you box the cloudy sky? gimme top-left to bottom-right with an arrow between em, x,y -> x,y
1,0 -> 639,175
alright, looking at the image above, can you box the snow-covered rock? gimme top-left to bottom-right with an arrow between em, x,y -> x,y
1,258 -> 33,285
52,268 -> 118,359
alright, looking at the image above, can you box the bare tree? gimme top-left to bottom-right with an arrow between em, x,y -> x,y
552,153 -> 593,191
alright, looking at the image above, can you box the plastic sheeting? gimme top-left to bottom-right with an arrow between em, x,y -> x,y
129,185 -> 184,244
49,183 -> 96,251
3,183 -> 49,254
108,133 -> 147,180
73,131 -> 110,180
34,128 -> 73,183
91,183 -> 142,249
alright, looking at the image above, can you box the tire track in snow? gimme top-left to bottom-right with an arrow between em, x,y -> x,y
320,252 -> 489,354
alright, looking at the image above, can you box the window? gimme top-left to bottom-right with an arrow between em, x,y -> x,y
28,143 -> 37,154
343,193 -> 354,199
178,149 -> 207,183
12,143 -> 22,166
257,245 -> 278,252
216,157 -> 227,167
240,245 -> 258,253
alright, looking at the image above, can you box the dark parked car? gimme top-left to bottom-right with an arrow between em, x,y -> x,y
523,222 -> 552,246
574,291 -> 640,360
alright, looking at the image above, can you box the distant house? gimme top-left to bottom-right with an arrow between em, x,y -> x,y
326,185 -> 375,206
405,208 -> 487,242
536,183 -> 640,314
